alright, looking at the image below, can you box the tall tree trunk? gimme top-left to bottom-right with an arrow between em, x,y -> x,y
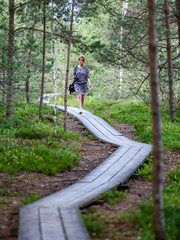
62,39 -> 66,95
119,2 -> 128,93
26,53 -> 31,105
2,47 -> 6,105
148,1 -> 168,240
64,0 -> 75,132
164,0 -> 176,122
51,0 -> 57,136
6,0 -> 14,118
39,0 -> 46,119
175,0 -> 180,46
26,22 -> 36,105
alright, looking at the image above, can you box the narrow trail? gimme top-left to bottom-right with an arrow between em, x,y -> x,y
18,95 -> 152,240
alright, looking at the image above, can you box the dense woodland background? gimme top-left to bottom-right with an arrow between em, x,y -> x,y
0,0 -> 179,114
0,0 -> 180,239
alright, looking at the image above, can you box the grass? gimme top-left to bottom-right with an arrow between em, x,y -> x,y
81,210 -> 106,238
98,187 -> 127,205
136,156 -> 153,181
133,165 -> 180,240
22,193 -> 41,205
0,103 -> 81,176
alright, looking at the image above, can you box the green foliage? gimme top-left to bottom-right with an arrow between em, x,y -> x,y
0,103 -> 80,176
98,187 -> 127,205
22,193 -> 41,205
136,157 -> 153,181
81,210 -> 106,237
132,165 -> 180,240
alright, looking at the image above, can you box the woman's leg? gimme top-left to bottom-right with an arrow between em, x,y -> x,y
81,94 -> 85,108
77,94 -> 82,113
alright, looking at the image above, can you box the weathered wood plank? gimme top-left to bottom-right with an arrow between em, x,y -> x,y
39,207 -> 66,240
18,206 -> 40,240
60,207 -> 91,240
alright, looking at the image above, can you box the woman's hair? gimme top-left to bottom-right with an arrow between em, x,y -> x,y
78,56 -> 85,62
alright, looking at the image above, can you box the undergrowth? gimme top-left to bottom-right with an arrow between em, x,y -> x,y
0,103 -> 80,176
134,165 -> 180,240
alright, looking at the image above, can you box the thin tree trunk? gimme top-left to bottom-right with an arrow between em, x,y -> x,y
51,0 -> 57,136
62,39 -> 66,95
39,0 -> 46,119
26,22 -> 36,105
26,52 -> 31,105
6,0 -> 14,118
164,0 -> 176,122
2,47 -> 6,105
148,1 -> 168,240
64,0 -> 75,132
175,0 -> 180,46
119,2 -> 128,93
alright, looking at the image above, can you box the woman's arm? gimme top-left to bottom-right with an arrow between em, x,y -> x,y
88,78 -> 92,87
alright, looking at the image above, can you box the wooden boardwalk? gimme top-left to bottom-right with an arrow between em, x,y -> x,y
18,100 -> 152,240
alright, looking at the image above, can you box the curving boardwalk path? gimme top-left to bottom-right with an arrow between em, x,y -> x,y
18,96 -> 152,240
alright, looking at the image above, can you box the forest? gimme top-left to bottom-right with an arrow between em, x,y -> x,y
0,0 -> 180,239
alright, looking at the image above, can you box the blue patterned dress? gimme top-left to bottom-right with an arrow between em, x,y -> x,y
73,65 -> 90,95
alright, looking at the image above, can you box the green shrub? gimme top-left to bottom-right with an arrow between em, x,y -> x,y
22,193 -> 41,205
98,187 -> 127,205
0,102 -> 81,176
0,144 -> 80,175
81,211 -> 106,237
134,165 -> 180,240
136,157 -> 153,181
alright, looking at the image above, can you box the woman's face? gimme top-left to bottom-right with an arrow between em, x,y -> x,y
79,58 -> 84,65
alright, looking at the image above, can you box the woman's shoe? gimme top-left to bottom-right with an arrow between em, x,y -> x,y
79,108 -> 82,114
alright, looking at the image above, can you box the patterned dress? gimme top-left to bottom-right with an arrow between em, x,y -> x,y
73,65 -> 90,95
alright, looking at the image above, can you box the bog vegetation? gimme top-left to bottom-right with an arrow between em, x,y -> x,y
0,0 -> 179,239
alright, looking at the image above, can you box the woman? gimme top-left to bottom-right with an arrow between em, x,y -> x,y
73,56 -> 92,114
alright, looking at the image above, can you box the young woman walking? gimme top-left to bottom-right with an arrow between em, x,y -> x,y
73,56 -> 92,114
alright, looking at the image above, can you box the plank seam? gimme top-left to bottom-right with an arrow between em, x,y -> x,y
58,207 -> 68,240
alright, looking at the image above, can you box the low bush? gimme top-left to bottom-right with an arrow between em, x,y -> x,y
0,103 -> 81,176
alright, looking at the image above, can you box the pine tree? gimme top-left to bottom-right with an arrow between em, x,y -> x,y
148,0 -> 168,239
6,0 -> 15,118
64,0 -> 75,132
39,0 -> 46,119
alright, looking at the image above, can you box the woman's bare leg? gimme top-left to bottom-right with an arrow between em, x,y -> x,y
77,94 -> 82,113
81,94 -> 85,108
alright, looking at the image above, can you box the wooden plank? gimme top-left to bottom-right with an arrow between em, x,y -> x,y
77,109 -> 123,136
69,107 -> 122,136
18,206 -> 40,240
39,207 -> 66,240
108,146 -> 152,183
78,145 -> 131,183
60,207 -> 91,240
25,182 -> 87,208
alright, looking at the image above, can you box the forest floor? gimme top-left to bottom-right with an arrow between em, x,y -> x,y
0,114 -> 179,240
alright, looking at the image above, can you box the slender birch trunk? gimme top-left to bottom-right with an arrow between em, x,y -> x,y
164,0 -> 176,122
51,0 -> 57,136
175,0 -> 180,46
64,0 -> 75,132
2,47 -> 6,105
148,0 -> 168,239
119,2 -> 128,92
62,40 -> 66,95
6,0 -> 14,118
39,0 -> 46,119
